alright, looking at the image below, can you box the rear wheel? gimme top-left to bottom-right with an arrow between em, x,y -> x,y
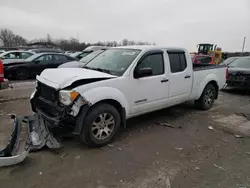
78,103 -> 121,147
195,84 -> 216,110
15,68 -> 29,80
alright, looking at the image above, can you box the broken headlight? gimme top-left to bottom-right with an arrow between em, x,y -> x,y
59,90 -> 79,106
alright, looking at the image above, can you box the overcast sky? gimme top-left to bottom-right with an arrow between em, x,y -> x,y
0,0 -> 249,51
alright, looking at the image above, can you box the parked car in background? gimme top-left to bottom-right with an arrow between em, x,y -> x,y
64,51 -> 76,55
31,46 -> 227,147
4,53 -> 76,80
226,56 -> 250,88
29,48 -> 63,53
192,55 -> 215,64
71,46 -> 109,60
70,51 -> 87,60
221,56 -> 239,66
0,51 -> 35,64
59,49 -> 108,68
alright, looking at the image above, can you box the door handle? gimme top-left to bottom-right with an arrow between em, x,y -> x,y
161,79 -> 169,83
185,75 -> 191,79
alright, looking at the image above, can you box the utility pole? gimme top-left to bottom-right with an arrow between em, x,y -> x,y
77,32 -> 79,41
242,37 -> 246,52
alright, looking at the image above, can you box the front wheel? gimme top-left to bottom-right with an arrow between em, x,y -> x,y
195,84 -> 216,110
78,103 -> 121,147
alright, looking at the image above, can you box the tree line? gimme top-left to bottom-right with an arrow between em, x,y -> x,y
0,29 -> 154,51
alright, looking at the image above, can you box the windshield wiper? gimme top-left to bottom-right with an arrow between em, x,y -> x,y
83,66 -> 111,74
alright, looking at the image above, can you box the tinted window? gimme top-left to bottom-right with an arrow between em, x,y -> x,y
168,53 -> 187,73
194,56 -> 211,64
179,53 -> 187,69
20,52 -> 33,59
229,57 -> 250,68
222,57 -> 238,65
35,55 -> 53,63
65,56 -> 75,61
76,52 -> 91,59
53,55 -> 67,61
203,57 -> 211,64
137,53 -> 164,76
3,52 -> 19,59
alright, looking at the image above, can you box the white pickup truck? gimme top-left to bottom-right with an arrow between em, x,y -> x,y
30,45 -> 227,147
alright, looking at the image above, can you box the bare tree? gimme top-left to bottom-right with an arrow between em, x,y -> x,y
0,29 -> 15,47
13,35 -> 27,46
0,29 -> 27,46
0,28 -> 154,50
122,39 -> 129,46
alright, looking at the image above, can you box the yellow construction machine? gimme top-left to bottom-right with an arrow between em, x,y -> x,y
197,43 -> 223,64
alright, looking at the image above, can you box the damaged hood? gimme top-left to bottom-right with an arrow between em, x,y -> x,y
37,68 -> 117,90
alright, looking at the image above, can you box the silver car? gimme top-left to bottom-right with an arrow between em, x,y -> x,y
0,50 -> 35,64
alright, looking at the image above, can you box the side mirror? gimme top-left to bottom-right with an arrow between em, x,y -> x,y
34,60 -> 40,63
134,67 -> 153,78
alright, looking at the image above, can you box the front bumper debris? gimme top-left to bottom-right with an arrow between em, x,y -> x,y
0,114 -> 61,167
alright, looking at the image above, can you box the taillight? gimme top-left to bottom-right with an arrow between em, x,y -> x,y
226,67 -> 229,80
0,59 -> 4,82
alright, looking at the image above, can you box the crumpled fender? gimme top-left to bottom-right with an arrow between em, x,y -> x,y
76,86 -> 130,115
0,114 -> 61,167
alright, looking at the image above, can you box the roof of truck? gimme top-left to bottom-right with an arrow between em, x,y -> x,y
114,45 -> 187,51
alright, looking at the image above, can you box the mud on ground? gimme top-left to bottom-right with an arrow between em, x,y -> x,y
0,88 -> 250,188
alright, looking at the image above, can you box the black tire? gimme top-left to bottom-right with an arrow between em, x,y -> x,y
15,68 -> 29,80
195,84 -> 216,110
78,103 -> 121,147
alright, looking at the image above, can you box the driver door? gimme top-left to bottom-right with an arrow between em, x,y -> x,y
32,54 -> 53,76
129,50 -> 170,116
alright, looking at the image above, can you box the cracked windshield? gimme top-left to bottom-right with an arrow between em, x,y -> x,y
0,0 -> 249,188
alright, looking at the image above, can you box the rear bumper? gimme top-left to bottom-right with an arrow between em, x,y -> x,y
226,80 -> 250,88
0,115 -> 61,167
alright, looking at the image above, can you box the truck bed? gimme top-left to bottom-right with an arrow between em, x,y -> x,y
190,63 -> 227,101
193,63 -> 226,71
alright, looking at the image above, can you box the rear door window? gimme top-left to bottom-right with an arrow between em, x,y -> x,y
168,52 -> 187,73
20,52 -> 33,59
3,52 -> 19,59
202,57 -> 212,64
53,55 -> 68,61
35,54 -> 53,64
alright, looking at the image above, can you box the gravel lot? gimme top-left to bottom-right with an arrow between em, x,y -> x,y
0,83 -> 250,188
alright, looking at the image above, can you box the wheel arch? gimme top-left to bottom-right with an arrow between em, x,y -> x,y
206,80 -> 219,99
92,99 -> 126,128
197,75 -> 219,100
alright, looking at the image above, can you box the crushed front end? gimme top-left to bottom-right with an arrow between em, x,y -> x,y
30,81 -> 89,129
